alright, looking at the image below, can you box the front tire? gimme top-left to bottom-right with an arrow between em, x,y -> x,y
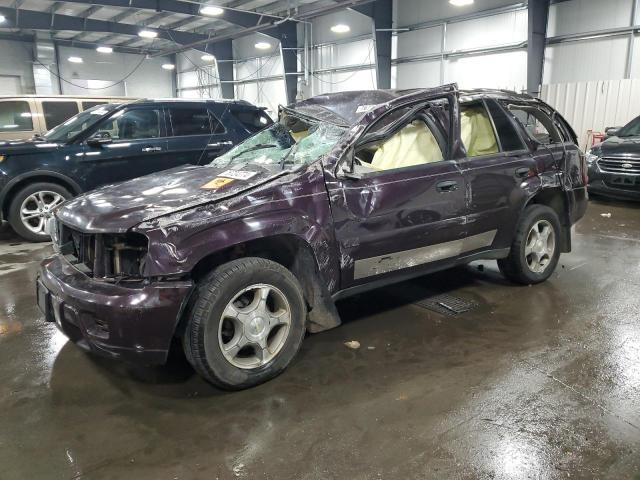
8,182 -> 71,242
498,205 -> 561,285
183,257 -> 307,390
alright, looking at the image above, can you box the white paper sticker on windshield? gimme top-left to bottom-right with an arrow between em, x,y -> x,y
356,105 -> 376,113
219,169 -> 258,180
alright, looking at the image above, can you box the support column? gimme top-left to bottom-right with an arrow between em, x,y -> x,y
278,20 -> 299,104
353,0 -> 393,89
625,0 -> 639,78
527,0 -> 550,96
212,39 -> 235,100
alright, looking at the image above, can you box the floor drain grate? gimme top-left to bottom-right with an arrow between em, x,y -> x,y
414,294 -> 478,316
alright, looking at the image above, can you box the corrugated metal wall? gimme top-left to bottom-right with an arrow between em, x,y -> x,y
541,79 -> 640,150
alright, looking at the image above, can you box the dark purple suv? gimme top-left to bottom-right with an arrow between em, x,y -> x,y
37,84 -> 588,390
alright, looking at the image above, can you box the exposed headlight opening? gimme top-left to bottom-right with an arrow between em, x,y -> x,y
53,221 -> 149,281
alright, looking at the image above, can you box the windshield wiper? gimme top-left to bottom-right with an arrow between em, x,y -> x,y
231,143 -> 277,160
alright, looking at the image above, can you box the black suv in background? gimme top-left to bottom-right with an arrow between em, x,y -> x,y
587,115 -> 640,200
0,99 -> 272,240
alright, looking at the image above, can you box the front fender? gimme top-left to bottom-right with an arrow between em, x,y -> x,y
138,196 -> 340,292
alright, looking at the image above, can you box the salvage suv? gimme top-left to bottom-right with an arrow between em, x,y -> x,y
37,85 -> 588,390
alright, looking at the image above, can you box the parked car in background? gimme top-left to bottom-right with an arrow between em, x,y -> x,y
0,95 -> 133,141
0,99 -> 272,240
587,115 -> 640,200
38,84 -> 588,390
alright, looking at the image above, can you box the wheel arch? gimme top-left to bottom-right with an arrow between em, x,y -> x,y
524,187 -> 571,252
0,171 -> 82,218
178,233 -> 341,335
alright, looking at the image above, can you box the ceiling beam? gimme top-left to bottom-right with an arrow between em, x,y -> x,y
163,15 -> 200,30
50,0 -> 283,39
0,6 -> 223,54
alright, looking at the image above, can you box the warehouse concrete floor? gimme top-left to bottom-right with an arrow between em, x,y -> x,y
1,198 -> 639,480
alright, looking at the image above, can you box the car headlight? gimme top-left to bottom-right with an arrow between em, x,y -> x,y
585,150 -> 599,166
0,154 -> 5,163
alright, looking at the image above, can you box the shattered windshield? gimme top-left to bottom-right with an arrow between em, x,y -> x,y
211,119 -> 347,169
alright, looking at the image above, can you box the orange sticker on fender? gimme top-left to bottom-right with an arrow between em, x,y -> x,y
201,177 -> 234,189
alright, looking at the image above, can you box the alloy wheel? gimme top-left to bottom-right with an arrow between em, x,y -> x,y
524,220 -> 556,274
19,191 -> 65,235
218,283 -> 292,369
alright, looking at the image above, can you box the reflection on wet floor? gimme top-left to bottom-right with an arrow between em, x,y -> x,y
0,197 -> 639,479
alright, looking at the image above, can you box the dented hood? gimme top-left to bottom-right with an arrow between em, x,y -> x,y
57,164 -> 280,233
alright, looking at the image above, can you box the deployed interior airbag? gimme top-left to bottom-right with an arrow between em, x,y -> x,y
370,120 -> 443,171
461,106 -> 499,157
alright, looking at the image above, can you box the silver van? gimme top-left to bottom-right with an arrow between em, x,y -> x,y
0,95 -> 133,141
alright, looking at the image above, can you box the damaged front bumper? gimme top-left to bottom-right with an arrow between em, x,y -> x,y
37,255 -> 193,365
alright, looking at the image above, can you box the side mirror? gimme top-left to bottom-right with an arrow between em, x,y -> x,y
87,132 -> 112,147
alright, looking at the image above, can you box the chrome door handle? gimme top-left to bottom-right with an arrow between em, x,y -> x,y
142,146 -> 162,152
208,141 -> 233,148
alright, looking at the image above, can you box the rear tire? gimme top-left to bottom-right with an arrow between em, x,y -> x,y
182,257 -> 307,390
498,205 -> 561,285
8,182 -> 71,242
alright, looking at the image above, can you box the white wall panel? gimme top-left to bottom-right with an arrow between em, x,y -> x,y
58,46 -> 173,97
259,80 -> 287,116
543,37 -> 630,84
311,69 -> 376,96
444,50 -> 527,90
446,10 -> 527,51
541,79 -> 640,150
311,9 -> 372,44
314,39 -> 375,70
396,26 -> 442,59
233,33 -> 278,59
394,0 -> 520,27
547,0 -> 633,37
234,82 -> 258,106
395,61 -> 441,89
0,39 -> 37,94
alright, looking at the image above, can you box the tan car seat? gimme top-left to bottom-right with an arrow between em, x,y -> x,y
370,120 -> 443,170
460,107 -> 499,157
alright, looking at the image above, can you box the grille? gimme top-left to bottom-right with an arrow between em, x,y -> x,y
598,157 -> 640,174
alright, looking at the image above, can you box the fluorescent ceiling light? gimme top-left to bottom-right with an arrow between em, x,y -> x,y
162,63 -> 175,70
68,56 -> 83,63
200,5 -> 224,16
330,24 -> 351,34
449,0 -> 474,6
96,46 -> 113,53
138,29 -> 158,38
201,54 -> 215,61
255,42 -> 271,50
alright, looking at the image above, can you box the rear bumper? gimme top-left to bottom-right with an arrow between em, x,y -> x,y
37,255 -> 193,365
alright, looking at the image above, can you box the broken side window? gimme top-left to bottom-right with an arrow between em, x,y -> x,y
505,103 -> 562,145
484,100 -> 527,152
352,105 -> 446,175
